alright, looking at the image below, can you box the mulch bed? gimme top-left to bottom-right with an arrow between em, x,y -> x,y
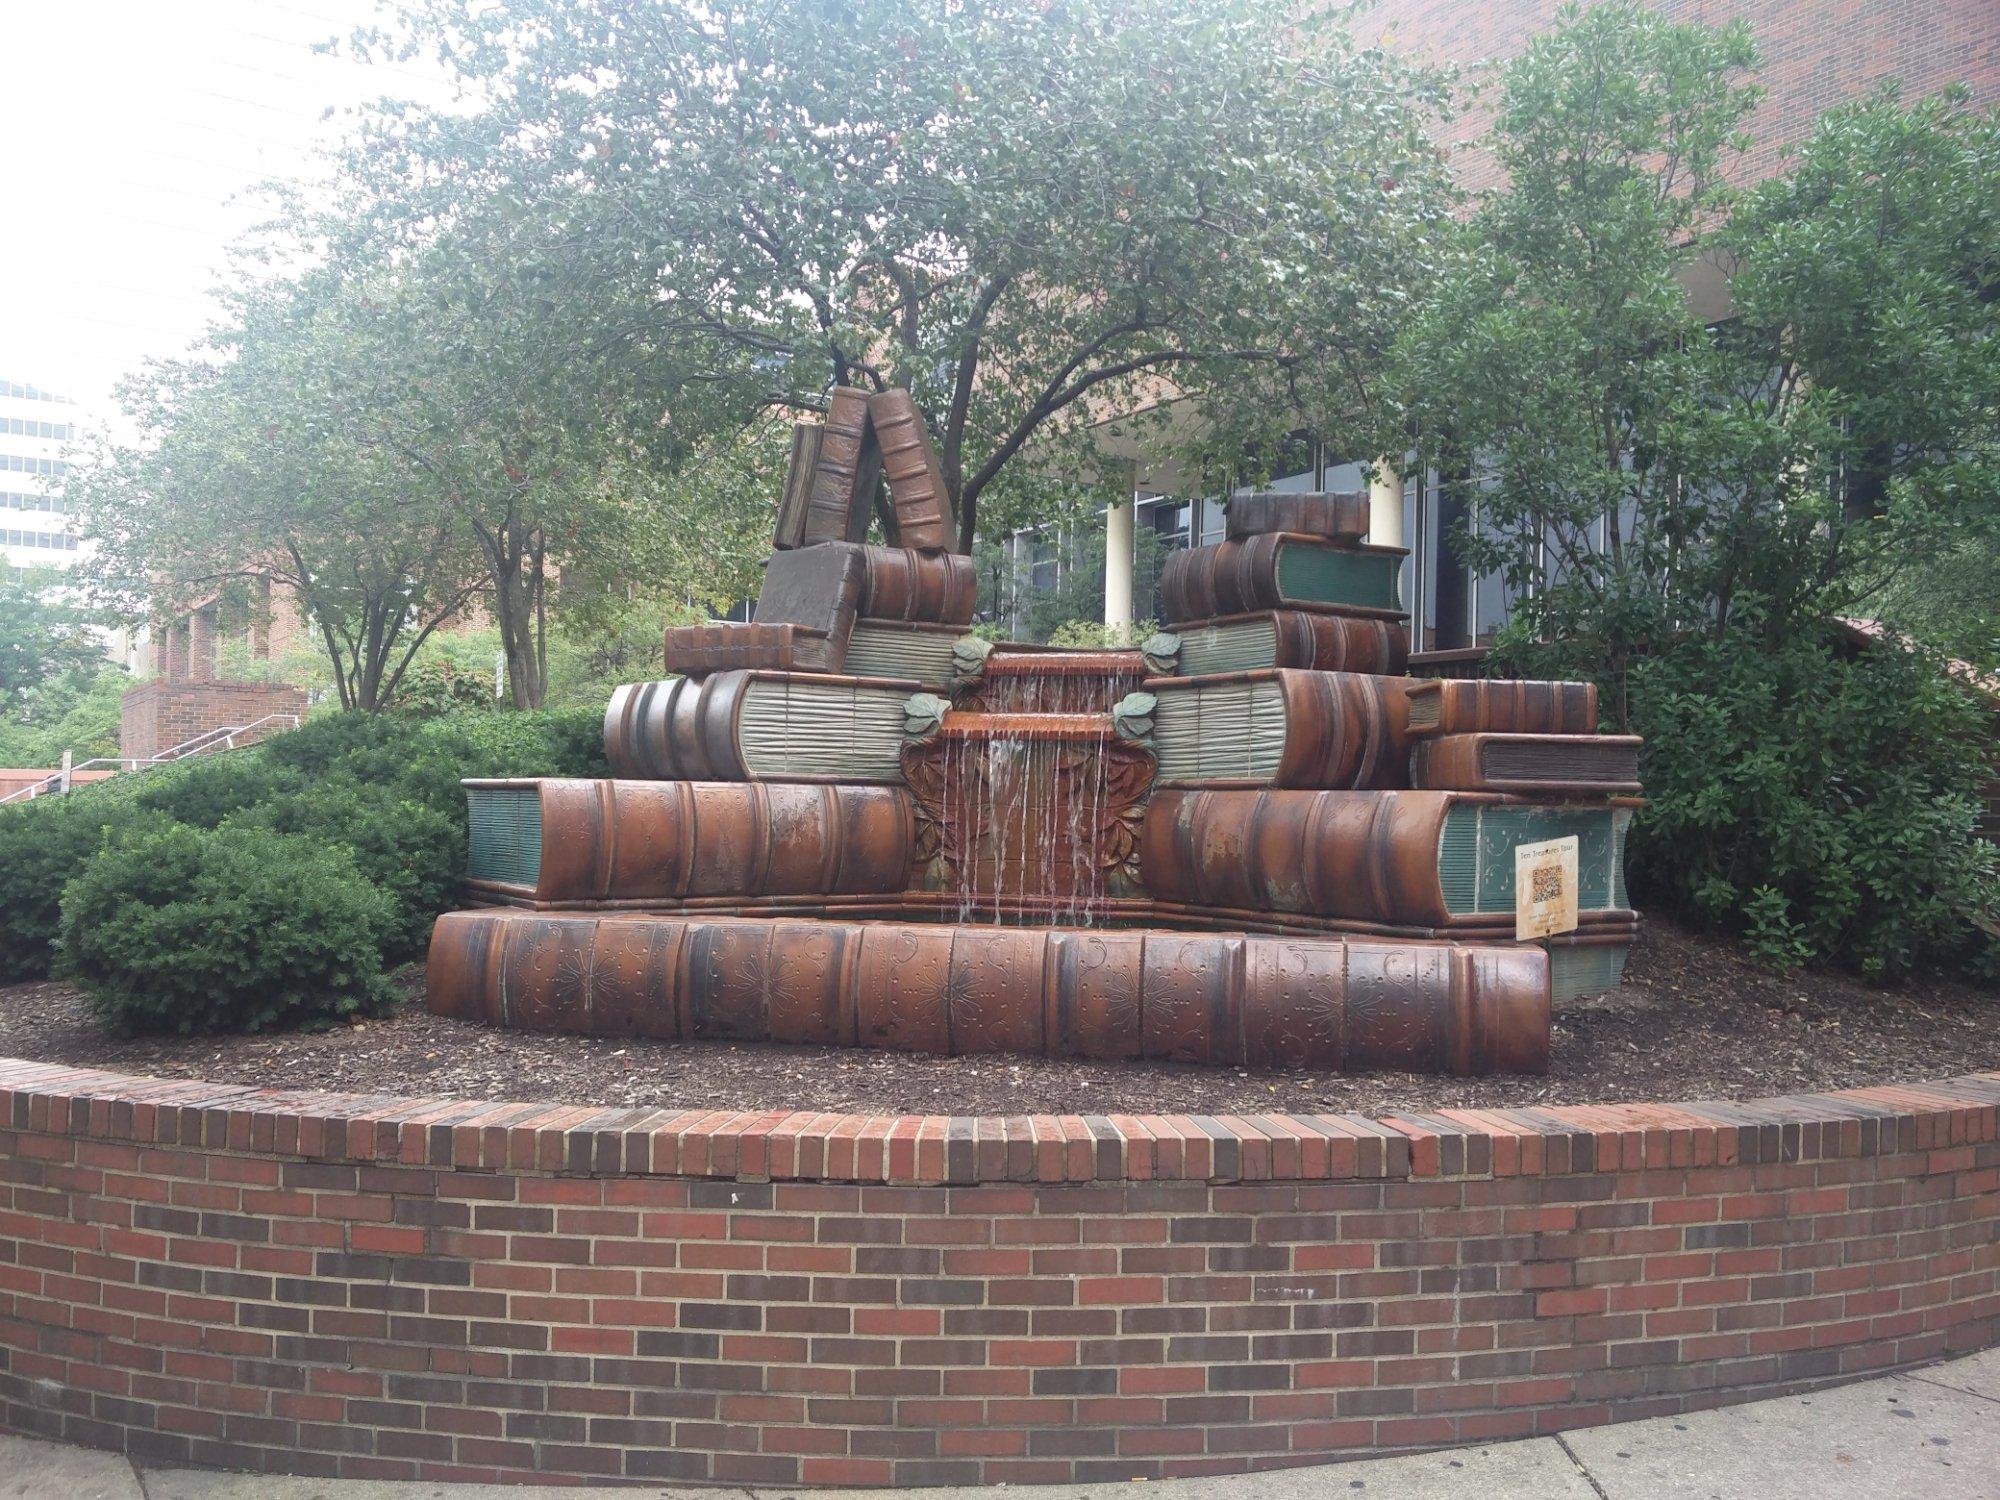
1,917 -> 1994,1117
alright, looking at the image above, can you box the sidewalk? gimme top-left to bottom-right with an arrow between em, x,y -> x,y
6,1348 -> 1996,1500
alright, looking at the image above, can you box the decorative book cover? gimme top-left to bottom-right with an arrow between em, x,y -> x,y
772,421 -> 823,550
753,545 -> 866,667
1159,533 -> 1406,623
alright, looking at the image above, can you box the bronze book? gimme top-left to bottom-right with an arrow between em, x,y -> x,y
604,670 -> 920,784
1140,788 -> 1635,929
1159,533 -> 1406,623
462,777 -> 915,902
868,390 -> 954,552
1405,678 -> 1598,737
1225,491 -> 1370,543
661,621 -> 837,676
854,544 -> 978,625
1146,669 -> 1415,789
1410,733 -> 1644,796
771,422 -> 824,550
427,907 -> 1551,1074
752,544 -> 865,668
803,385 -> 882,545
1172,610 -> 1409,676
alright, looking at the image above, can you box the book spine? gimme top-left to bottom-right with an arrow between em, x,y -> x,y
1138,788 -> 1459,926
1226,491 -> 1370,542
868,390 -> 955,552
1271,670 -> 1414,789
1269,611 -> 1410,674
520,779 -> 914,902
425,909 -> 1550,1075
1408,679 -> 1599,737
804,386 -> 880,545
856,546 -> 978,624
602,674 -> 751,781
661,622 -> 822,676
773,422 -> 822,550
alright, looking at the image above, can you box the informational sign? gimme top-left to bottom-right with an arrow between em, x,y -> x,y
1514,835 -> 1580,941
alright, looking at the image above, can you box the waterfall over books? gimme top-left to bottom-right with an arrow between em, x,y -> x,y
431,392 -> 1642,1076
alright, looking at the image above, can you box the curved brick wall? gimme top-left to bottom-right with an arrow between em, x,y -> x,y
0,1057 -> 1995,1488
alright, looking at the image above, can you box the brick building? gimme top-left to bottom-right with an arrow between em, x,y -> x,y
1087,0 -> 2000,650
119,575 -> 309,760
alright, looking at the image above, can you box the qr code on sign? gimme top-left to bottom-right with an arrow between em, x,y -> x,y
1530,866 -> 1564,903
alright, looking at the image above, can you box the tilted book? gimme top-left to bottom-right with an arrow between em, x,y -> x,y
604,670 -> 919,784
1171,610 -> 1409,677
1159,533 -> 1406,623
803,385 -> 882,545
1146,669 -> 1415,789
868,389 -> 954,552
462,777 -> 915,903
772,421 -> 823,551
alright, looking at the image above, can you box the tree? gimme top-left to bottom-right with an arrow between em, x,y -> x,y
70,277 -> 488,714
349,0 -> 1455,550
0,569 -> 106,712
1395,1 -> 1764,728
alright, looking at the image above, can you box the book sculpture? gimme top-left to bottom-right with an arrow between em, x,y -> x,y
429,390 -> 1641,1075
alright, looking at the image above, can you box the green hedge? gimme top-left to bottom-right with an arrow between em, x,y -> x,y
58,823 -> 397,1034
0,706 -> 606,994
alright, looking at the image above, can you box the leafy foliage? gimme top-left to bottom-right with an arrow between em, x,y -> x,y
58,823 -> 398,1035
1629,630 -> 1997,980
0,569 -> 107,712
350,0 -> 1454,549
0,790 -> 165,984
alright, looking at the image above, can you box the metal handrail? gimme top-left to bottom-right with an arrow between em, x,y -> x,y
0,713 -> 303,805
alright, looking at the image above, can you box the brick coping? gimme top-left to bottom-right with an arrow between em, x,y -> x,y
4,1056 -> 1995,1185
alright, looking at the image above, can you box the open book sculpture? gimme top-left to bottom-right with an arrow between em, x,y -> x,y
428,388 -> 1639,1075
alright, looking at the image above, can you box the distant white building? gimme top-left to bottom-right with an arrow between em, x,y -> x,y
0,376 -> 143,671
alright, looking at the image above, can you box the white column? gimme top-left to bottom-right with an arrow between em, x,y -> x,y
1103,495 -> 1136,631
1367,458 -> 1404,548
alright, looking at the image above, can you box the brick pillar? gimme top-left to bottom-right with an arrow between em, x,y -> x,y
188,609 -> 216,684
159,623 -> 188,681
251,577 -> 272,662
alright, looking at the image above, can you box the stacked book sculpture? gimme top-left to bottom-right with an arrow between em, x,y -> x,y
429,399 -> 1642,1076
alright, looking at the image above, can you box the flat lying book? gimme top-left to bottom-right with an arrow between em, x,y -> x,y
841,619 -> 966,684
1170,610 -> 1409,677
1146,668 -> 1414,789
604,670 -> 919,784
1410,732 -> 1643,796
661,621 -> 837,676
853,543 -> 977,625
462,777 -> 915,902
1140,787 -> 1634,928
1405,678 -> 1598,736
1225,490 -> 1370,542
1160,532 -> 1406,623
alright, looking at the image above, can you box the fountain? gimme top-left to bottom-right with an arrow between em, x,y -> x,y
427,388 -> 1641,1075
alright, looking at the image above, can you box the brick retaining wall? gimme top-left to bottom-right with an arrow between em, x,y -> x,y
1,1057 -> 1995,1487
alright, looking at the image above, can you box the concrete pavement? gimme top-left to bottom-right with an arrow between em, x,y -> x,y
6,1348 -> 1996,1500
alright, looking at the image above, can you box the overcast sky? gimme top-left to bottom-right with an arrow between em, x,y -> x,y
1,0 -> 457,418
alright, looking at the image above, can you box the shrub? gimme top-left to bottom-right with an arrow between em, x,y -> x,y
1628,626 -> 1999,979
58,823 -> 396,1034
233,780 -> 462,958
0,791 -> 165,982
133,753 -> 306,829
